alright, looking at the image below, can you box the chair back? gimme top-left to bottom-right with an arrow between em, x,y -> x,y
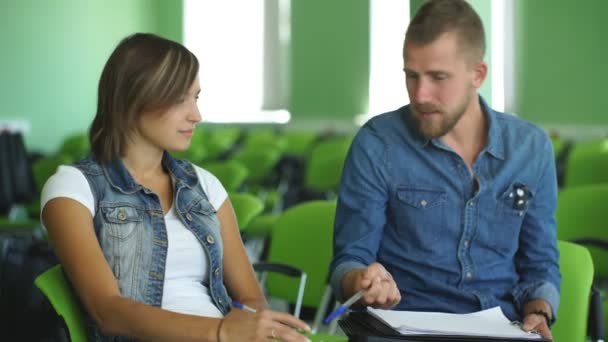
564,139 -> 608,187
556,184 -> 608,278
552,240 -> 594,342
265,200 -> 336,307
304,138 -> 352,193
229,192 -> 264,231
205,160 -> 249,192
34,264 -> 88,342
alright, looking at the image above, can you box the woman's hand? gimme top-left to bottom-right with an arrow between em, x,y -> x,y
218,308 -> 311,342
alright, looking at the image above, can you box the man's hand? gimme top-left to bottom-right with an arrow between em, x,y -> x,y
341,262 -> 401,309
522,299 -> 553,340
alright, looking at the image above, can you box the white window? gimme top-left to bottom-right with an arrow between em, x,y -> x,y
184,0 -> 290,123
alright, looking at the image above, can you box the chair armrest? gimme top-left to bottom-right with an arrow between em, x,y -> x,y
253,262 -> 307,318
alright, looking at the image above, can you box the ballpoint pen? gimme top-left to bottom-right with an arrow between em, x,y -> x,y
231,300 -> 257,313
323,289 -> 367,324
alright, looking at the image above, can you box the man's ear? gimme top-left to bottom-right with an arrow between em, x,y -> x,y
472,61 -> 488,89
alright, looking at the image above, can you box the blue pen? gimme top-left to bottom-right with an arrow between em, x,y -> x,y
323,289 -> 367,324
231,300 -> 257,313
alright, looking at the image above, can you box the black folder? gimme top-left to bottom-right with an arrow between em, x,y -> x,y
339,311 -> 551,342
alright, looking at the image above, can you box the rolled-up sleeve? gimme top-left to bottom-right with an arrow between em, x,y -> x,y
330,124 -> 390,302
511,135 -> 561,321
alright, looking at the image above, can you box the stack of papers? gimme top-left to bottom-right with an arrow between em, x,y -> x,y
367,306 -> 543,340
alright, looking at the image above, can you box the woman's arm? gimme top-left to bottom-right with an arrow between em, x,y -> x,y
215,198 -> 312,342
43,198 -> 222,341
216,198 -> 266,308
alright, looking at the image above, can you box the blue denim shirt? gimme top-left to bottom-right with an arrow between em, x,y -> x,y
330,97 -> 561,322
74,152 -> 231,341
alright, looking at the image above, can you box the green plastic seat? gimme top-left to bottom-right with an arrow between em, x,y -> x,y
265,201 -> 336,309
233,146 -> 282,185
229,192 -> 264,231
204,160 -> 249,192
283,131 -> 317,156
170,143 -> 208,165
552,241 -> 594,342
564,139 -> 608,187
201,126 -> 242,160
35,265 -> 88,342
304,138 -> 352,194
556,184 -> 608,280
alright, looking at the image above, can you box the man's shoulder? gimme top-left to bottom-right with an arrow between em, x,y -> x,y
492,110 -> 550,144
359,106 -> 410,140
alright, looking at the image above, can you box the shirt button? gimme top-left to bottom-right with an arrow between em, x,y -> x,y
468,201 -> 475,207
466,272 -> 473,279
186,213 -> 193,221
206,235 -> 215,244
464,240 -> 469,247
214,268 -> 220,277
420,199 -> 428,208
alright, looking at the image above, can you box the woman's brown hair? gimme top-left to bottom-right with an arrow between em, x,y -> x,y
89,33 -> 199,163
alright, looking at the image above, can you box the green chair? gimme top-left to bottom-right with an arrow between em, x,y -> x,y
304,138 -> 352,195
228,192 -> 264,232
564,138 -> 608,187
204,160 -> 249,192
556,184 -> 608,337
283,131 -> 317,157
35,265 -> 88,342
259,201 -> 338,331
552,241 -> 595,342
201,126 -> 242,160
556,184 -> 608,281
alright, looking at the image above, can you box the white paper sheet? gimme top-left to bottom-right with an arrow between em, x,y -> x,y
367,306 -> 543,339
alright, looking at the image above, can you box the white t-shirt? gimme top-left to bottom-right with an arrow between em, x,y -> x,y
41,164 -> 228,318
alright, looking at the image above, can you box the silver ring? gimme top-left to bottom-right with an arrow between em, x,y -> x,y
271,328 -> 276,339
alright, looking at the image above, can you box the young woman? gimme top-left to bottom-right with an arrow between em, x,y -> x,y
41,33 -> 311,342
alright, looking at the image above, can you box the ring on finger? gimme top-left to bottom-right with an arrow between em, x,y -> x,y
271,328 -> 276,339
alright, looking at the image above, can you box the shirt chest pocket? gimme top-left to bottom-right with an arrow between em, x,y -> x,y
485,183 -> 534,254
394,187 -> 447,246
101,205 -> 144,240
184,199 -> 221,233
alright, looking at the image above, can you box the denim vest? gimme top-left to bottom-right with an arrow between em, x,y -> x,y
74,153 -> 231,341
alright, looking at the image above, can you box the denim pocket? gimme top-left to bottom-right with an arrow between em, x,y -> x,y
101,205 -> 143,240
394,186 -> 447,247
488,182 -> 533,254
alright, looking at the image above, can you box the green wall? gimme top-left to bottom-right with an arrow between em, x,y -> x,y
513,0 -> 607,125
0,0 -> 182,153
289,0 -> 369,121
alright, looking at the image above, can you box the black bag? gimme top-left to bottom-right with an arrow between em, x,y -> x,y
0,232 -> 64,340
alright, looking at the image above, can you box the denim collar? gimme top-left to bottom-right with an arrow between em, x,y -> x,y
103,151 -> 198,194
405,95 -> 505,160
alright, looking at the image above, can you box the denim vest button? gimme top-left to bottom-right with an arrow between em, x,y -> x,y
118,210 -> 127,221
206,235 -> 215,244
214,268 -> 220,277
186,213 -> 193,221
218,298 -> 223,305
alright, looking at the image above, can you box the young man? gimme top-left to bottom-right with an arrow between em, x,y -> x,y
330,0 -> 560,339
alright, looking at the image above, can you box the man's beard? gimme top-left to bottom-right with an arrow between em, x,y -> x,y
410,93 -> 471,140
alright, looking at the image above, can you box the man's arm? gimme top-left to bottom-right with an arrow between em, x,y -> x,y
512,134 -> 561,327
329,124 -> 398,306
